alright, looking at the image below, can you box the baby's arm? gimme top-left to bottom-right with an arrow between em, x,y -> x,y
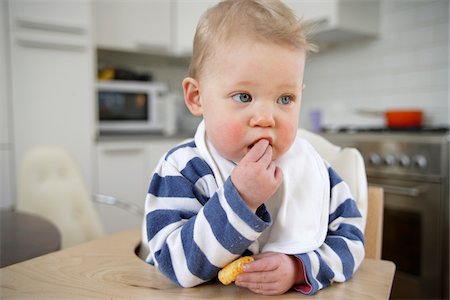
236,165 -> 364,296
294,166 -> 365,295
143,142 -> 272,287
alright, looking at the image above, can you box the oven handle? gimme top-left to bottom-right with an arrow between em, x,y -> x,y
372,184 -> 421,197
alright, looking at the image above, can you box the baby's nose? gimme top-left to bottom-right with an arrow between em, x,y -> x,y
250,106 -> 275,127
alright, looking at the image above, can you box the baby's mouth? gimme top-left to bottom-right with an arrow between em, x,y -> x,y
247,139 -> 272,151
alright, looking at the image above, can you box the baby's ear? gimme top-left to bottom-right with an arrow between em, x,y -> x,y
182,77 -> 203,116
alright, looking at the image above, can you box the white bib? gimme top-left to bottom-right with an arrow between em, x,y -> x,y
195,121 -> 329,254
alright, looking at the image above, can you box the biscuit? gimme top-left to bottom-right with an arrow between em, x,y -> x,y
218,256 -> 254,285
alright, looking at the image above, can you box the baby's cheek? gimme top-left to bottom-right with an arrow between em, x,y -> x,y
217,123 -> 246,161
225,123 -> 245,141
277,125 -> 297,153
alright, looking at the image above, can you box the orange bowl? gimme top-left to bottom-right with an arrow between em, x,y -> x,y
385,110 -> 423,128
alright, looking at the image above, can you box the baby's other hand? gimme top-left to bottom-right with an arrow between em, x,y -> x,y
230,139 -> 282,212
234,252 -> 303,295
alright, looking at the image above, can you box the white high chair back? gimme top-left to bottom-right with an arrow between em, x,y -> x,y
16,145 -> 105,248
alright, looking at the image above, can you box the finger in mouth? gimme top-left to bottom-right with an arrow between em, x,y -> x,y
247,139 -> 271,151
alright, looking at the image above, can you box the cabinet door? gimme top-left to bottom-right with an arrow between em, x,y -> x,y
95,139 -> 183,234
147,139 -> 183,172
9,0 -> 95,188
0,1 -> 13,209
173,0 -> 219,56
286,0 -> 336,25
95,0 -> 171,53
1,1 -> 9,147
8,0 -> 90,32
96,143 -> 148,234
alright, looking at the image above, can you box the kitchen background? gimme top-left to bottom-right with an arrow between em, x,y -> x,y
0,0 -> 449,297
304,0 -> 449,129
94,0 -> 450,130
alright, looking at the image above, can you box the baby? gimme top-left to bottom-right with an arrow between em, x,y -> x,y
141,0 -> 365,295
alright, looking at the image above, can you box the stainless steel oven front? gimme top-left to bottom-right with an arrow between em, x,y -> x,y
322,132 -> 449,299
370,177 -> 444,298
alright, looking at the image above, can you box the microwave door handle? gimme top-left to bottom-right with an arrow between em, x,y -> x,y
373,184 -> 421,197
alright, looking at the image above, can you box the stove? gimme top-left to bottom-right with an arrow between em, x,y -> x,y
320,130 -> 449,299
322,125 -> 449,134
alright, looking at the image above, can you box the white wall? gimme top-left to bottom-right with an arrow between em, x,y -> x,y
300,0 -> 449,130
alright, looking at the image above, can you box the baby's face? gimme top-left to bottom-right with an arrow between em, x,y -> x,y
198,38 -> 306,162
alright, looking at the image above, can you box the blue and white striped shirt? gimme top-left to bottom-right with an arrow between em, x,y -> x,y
142,139 -> 365,294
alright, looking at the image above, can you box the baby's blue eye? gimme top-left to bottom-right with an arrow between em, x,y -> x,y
232,93 -> 252,103
277,95 -> 293,105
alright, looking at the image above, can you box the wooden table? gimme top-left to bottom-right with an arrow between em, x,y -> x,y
0,209 -> 61,267
0,229 -> 395,299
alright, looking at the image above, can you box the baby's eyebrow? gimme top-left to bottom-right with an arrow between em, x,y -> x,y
231,80 -> 257,87
277,81 -> 302,88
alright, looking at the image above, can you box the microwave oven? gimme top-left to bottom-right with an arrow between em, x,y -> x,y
97,80 -> 174,134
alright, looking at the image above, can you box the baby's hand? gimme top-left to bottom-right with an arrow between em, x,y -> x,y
230,139 -> 282,212
235,252 -> 303,296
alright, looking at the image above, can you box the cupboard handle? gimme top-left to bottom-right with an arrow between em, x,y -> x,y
16,37 -> 86,52
102,147 -> 143,154
16,17 -> 86,34
373,184 -> 421,197
135,41 -> 170,54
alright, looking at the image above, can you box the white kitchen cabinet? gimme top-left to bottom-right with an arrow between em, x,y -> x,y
8,0 -> 91,28
0,1 -> 13,209
94,0 -> 219,56
1,2 -> 9,147
94,0 -> 171,54
172,0 -> 219,56
95,138 -> 182,234
286,0 -> 380,44
8,0 -> 95,190
95,142 -> 148,234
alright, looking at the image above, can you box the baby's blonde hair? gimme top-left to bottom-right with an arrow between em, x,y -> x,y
188,0 -> 317,79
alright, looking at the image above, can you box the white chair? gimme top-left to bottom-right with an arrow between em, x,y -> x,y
16,145 -> 143,248
298,129 -> 383,259
16,145 -> 105,248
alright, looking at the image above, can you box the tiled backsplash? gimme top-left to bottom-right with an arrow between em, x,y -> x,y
300,0 -> 449,130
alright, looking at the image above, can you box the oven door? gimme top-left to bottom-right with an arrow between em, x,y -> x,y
369,177 -> 443,299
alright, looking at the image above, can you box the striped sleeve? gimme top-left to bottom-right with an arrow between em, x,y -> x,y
294,164 -> 365,295
143,141 -> 271,287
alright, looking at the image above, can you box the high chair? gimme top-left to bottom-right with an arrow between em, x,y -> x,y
16,145 -> 142,248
